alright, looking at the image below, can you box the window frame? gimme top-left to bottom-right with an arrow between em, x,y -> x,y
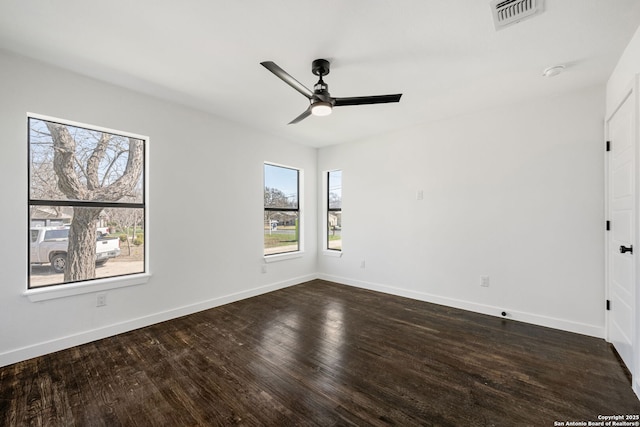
25,112 -> 150,302
326,169 -> 342,254
263,162 -> 303,261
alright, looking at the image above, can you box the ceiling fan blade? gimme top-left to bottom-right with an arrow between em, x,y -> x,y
261,61 -> 314,99
334,94 -> 402,107
288,107 -> 312,125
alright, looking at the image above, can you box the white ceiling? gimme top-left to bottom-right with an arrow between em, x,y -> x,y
1,1 -> 640,148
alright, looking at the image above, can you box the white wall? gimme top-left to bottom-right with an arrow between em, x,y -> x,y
607,24 -> 640,117
0,50 -> 318,367
318,87 -> 605,337
607,24 -> 640,398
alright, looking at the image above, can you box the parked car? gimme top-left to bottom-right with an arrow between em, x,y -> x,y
30,226 -> 121,273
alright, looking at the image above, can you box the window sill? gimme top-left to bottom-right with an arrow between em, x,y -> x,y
264,251 -> 304,263
323,250 -> 343,258
24,273 -> 151,302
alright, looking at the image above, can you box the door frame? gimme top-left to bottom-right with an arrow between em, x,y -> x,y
605,75 -> 640,398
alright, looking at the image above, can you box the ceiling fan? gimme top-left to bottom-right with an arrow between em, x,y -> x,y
260,59 -> 402,124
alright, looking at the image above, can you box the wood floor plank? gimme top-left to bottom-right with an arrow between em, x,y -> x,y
1,279 -> 639,426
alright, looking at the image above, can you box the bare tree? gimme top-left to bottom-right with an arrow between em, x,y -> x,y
264,187 -> 295,226
103,206 -> 142,255
44,122 -> 143,282
329,191 -> 341,209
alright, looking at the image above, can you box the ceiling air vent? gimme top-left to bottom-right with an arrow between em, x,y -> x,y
490,0 -> 544,30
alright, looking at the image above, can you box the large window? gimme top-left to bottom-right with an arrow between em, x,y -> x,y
28,114 -> 146,289
327,170 -> 342,251
264,163 -> 300,256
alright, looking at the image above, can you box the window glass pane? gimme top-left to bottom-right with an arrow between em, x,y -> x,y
264,164 -> 298,209
264,211 -> 299,255
328,211 -> 342,250
328,170 -> 342,209
29,205 -> 145,288
29,118 -> 144,204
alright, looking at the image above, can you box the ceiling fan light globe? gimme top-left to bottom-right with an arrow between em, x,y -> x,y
311,102 -> 332,116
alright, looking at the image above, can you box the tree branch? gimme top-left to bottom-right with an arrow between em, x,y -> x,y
86,133 -> 110,190
100,149 -> 128,187
95,138 -> 143,201
46,122 -> 87,200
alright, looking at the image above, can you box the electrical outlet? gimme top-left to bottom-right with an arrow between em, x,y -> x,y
416,190 -> 424,200
480,276 -> 490,287
96,293 -> 107,307
261,265 -> 267,274
360,260 -> 366,269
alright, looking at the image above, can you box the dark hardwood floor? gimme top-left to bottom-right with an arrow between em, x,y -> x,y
1,279 -> 639,426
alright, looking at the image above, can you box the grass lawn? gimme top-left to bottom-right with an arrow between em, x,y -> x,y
264,232 -> 298,248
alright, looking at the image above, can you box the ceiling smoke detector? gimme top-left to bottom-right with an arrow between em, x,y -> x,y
490,0 -> 544,30
542,65 -> 565,77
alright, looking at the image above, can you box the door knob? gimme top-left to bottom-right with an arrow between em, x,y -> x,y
620,245 -> 633,254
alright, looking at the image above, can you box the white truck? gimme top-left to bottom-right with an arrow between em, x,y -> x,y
30,226 -> 121,273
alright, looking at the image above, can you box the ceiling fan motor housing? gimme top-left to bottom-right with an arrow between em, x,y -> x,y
312,59 -> 330,76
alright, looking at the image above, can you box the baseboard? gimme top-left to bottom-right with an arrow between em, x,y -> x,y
2,272 -> 606,368
318,273 -> 605,339
0,273 -> 317,368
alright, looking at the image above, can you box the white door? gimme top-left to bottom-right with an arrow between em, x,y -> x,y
607,90 -> 636,373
